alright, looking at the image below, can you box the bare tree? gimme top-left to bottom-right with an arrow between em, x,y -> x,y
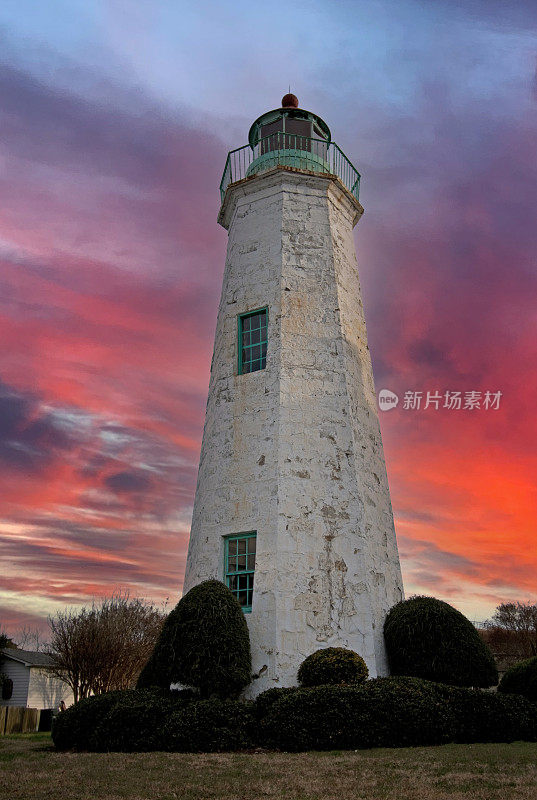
15,626 -> 48,652
47,592 -> 164,703
483,601 -> 537,667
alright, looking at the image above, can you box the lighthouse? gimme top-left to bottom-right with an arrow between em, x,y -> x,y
183,94 -> 404,695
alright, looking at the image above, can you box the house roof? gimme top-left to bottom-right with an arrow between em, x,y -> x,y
1,647 -> 53,668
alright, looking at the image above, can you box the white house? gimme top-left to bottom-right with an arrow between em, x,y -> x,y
0,648 -> 73,710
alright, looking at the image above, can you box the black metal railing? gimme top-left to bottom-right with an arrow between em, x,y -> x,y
220,133 -> 361,203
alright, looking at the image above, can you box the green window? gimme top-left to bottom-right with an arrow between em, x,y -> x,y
238,309 -> 267,374
224,532 -> 256,612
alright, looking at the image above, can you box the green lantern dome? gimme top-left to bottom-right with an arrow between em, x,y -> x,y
246,95 -> 332,180
248,94 -> 331,149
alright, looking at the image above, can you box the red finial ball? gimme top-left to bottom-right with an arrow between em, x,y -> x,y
281,93 -> 299,108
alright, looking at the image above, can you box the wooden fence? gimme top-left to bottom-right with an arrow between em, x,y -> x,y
0,706 -> 40,734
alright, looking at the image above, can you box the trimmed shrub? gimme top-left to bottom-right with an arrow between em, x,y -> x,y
384,596 -> 498,687
164,698 -> 255,752
137,580 -> 251,698
298,647 -> 368,687
498,656 -> 537,702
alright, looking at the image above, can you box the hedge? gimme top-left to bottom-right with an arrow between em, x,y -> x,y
258,677 -> 537,751
90,690 -> 185,752
445,684 -> 537,744
52,690 -> 128,751
52,689 -> 254,753
254,687 -> 298,720
52,688 -> 189,752
163,698 -> 255,752
259,678 -> 457,751
384,596 -> 498,687
53,678 -> 537,753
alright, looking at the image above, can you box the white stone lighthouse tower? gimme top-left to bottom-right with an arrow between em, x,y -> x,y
183,94 -> 403,695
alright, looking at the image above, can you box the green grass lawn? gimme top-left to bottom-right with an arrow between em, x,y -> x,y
2,733 -> 537,800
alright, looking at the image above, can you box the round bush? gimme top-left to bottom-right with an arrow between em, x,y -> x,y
298,647 -> 368,687
384,596 -> 498,687
498,656 -> 537,702
137,580 -> 251,698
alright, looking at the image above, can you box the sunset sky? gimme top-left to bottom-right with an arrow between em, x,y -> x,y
1,0 -> 536,637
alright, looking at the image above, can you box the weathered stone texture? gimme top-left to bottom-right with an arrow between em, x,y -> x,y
183,168 -> 404,695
